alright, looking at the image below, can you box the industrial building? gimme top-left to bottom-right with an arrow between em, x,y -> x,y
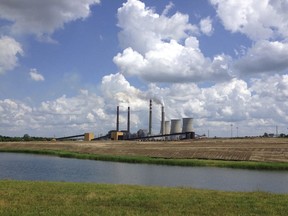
93,99 -> 195,141
57,99 -> 195,141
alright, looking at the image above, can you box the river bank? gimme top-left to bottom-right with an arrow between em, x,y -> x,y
1,138 -> 288,170
1,148 -> 288,170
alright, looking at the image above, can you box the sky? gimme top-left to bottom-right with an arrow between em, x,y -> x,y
1,0 -> 288,138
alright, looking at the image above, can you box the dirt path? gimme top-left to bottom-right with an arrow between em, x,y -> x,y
1,138 -> 288,163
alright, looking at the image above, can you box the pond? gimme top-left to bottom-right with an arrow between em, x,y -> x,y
1,152 -> 288,193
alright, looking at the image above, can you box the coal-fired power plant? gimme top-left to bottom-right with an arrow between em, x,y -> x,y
93,99 -> 195,141
58,99 -> 194,141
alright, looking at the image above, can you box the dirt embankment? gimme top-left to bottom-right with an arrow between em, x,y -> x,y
1,138 -> 288,163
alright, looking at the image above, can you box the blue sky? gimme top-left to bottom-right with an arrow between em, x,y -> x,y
1,0 -> 288,137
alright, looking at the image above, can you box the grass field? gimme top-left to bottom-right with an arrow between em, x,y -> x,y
1,180 -> 288,216
1,138 -> 288,162
1,139 -> 288,215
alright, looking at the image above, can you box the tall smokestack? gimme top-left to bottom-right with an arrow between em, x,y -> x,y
127,106 -> 130,134
116,105 -> 119,131
149,99 -> 152,135
160,105 -> 165,135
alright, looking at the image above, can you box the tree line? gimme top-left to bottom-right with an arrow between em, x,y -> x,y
263,132 -> 288,138
0,134 -> 52,142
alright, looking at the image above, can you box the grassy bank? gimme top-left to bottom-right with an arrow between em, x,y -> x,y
0,149 -> 288,170
1,148 -> 288,170
0,180 -> 287,216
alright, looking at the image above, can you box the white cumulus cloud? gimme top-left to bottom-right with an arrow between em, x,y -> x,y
209,0 -> 288,78
235,40 -> 288,75
199,16 -> 214,36
114,37 -> 232,82
114,0 -> 232,83
0,0 -> 100,41
0,99 -> 32,131
117,0 -> 198,54
210,0 -> 288,40
249,74 -> 288,124
0,36 -> 23,74
29,68 -> 45,81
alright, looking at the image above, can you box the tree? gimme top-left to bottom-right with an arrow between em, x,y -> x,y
23,134 -> 30,141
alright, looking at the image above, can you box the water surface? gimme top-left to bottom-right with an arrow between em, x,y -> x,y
1,152 -> 288,193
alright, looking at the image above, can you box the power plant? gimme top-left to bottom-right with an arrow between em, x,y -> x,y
94,99 -> 195,141
57,99 -> 195,141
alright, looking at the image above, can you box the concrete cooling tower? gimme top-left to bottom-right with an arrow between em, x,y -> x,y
170,119 -> 182,134
164,121 -> 170,135
182,118 -> 193,133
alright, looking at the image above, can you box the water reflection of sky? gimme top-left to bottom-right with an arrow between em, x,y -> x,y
1,153 -> 288,194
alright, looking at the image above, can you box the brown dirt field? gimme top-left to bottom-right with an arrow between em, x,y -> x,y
1,138 -> 288,163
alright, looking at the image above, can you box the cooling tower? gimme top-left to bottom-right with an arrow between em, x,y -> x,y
164,121 -> 170,135
170,119 -> 182,134
182,118 -> 193,133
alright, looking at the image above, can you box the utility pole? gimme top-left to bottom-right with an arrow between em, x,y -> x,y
230,124 -> 233,138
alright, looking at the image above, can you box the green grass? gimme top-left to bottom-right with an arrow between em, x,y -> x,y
0,180 -> 287,216
1,148 -> 288,170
